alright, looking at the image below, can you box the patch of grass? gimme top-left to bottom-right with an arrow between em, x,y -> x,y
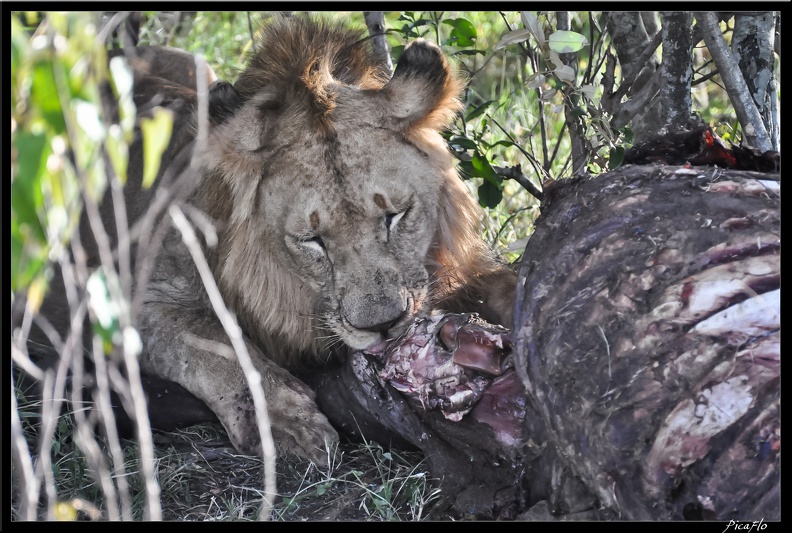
273,438 -> 442,521
12,377 -> 444,522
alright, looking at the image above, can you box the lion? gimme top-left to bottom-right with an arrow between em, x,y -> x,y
26,14 -> 517,465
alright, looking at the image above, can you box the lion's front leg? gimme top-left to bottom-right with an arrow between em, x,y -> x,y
138,309 -> 338,466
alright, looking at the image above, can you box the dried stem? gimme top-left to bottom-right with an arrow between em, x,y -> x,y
169,205 -> 278,521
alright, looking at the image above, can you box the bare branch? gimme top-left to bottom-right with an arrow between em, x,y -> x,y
10,364 -> 39,521
487,114 -> 550,183
169,205 -> 278,521
605,12 -> 664,140
611,68 -> 661,130
606,12 -> 657,85
556,12 -> 587,176
618,31 -> 662,100
492,164 -> 544,201
641,12 -> 660,37
364,12 -> 393,77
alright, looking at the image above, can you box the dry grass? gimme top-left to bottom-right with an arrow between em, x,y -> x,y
11,377 -> 448,521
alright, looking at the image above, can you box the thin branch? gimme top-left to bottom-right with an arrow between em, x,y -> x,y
487,113 -> 549,183
615,31 -> 662,101
364,12 -> 393,77
169,205 -> 278,521
10,365 -> 40,521
548,120 -> 569,169
50,24 -> 136,520
492,164 -> 544,201
691,68 -> 720,87
611,68 -> 662,130
70,337 -> 122,521
556,11 -> 587,176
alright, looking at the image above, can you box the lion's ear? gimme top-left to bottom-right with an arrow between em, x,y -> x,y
208,80 -> 244,125
382,39 -> 463,132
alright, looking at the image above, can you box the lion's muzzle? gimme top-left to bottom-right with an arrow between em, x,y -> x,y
342,288 -> 409,335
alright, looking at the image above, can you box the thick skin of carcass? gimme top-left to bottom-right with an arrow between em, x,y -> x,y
514,164 -> 780,520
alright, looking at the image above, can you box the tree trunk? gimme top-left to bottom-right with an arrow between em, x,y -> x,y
659,12 -> 693,129
305,162 -> 780,520
731,12 -> 779,150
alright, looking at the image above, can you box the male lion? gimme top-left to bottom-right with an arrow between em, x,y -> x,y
28,15 -> 517,465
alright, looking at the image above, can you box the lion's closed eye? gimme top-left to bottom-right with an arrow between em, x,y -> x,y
301,235 -> 326,253
385,211 -> 405,233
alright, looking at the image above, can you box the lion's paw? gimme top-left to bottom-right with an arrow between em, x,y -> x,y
219,376 -> 339,467
266,381 -> 340,467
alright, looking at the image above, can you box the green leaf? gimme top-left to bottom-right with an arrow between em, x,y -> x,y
31,62 -> 67,134
25,274 -> 50,315
11,131 -> 49,243
11,235 -> 47,293
140,107 -> 174,188
478,181 -> 503,209
521,12 -> 545,47
553,64 -> 576,83
471,153 -> 499,185
465,100 -> 494,122
87,269 -> 122,349
570,106 -> 587,118
608,146 -> 625,170
73,100 -> 105,143
548,30 -> 588,53
621,126 -> 635,144
448,135 -> 478,150
10,17 -> 28,94
494,28 -> 532,51
109,56 -> 136,137
579,84 -> 597,99
525,72 -> 546,89
407,18 -> 434,31
489,140 -> 517,149
443,18 -> 477,47
458,160 -> 474,179
105,125 -> 129,184
390,44 -> 405,63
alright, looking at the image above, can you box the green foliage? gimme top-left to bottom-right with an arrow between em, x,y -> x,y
10,12 -> 113,301
383,11 -> 759,257
548,29 -> 588,53
443,17 -> 478,47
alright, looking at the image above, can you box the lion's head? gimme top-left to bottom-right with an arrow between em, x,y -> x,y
191,16 -> 507,368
